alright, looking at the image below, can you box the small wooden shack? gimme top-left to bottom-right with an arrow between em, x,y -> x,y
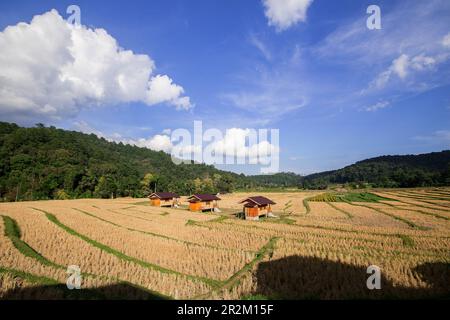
188,194 -> 221,212
239,196 -> 276,220
148,192 -> 180,207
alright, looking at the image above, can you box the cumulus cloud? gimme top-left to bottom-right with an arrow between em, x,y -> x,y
0,9 -> 192,121
262,0 -> 313,31
371,53 -> 438,89
146,75 -> 192,110
129,134 -> 173,153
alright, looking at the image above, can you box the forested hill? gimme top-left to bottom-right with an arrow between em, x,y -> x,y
302,151 -> 450,189
0,122 -> 246,201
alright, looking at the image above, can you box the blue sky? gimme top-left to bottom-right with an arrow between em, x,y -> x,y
0,0 -> 449,175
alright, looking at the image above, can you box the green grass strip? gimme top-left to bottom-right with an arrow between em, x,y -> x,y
396,234 -> 415,248
302,197 -> 312,215
309,192 -> 394,203
0,267 -> 59,286
34,208 -> 221,288
0,267 -> 169,300
1,215 -> 63,269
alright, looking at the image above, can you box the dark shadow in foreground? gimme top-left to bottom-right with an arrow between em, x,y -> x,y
253,255 -> 450,299
1,282 -> 170,300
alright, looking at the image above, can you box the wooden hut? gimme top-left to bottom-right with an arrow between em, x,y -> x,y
148,192 -> 180,207
188,194 -> 221,212
239,196 -> 276,220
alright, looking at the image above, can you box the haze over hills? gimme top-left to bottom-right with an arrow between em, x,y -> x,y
0,122 -> 449,201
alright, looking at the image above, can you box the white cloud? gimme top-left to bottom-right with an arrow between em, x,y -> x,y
262,0 -> 313,31
131,134 -> 173,153
73,120 -> 106,138
371,53 -> 439,89
222,67 -> 307,123
316,1 -> 450,63
414,130 -> 450,146
442,32 -> 450,47
410,54 -> 436,71
0,9 -> 192,121
146,75 -> 192,110
73,120 -> 172,152
249,34 -> 272,61
365,100 -> 390,112
392,54 -> 409,79
288,156 -> 304,161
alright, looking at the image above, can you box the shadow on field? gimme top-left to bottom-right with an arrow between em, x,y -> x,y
1,282 -> 169,300
253,255 -> 450,299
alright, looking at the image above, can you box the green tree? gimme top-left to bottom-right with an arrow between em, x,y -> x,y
94,175 -> 117,199
140,173 -> 158,196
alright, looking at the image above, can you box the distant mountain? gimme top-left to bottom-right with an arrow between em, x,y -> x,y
301,151 -> 450,189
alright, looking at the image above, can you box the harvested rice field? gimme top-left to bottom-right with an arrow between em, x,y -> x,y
1,188 -> 449,300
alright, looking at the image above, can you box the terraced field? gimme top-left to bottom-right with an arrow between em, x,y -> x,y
1,188 -> 449,299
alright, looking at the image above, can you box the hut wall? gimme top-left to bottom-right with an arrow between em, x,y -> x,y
189,202 -> 202,211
